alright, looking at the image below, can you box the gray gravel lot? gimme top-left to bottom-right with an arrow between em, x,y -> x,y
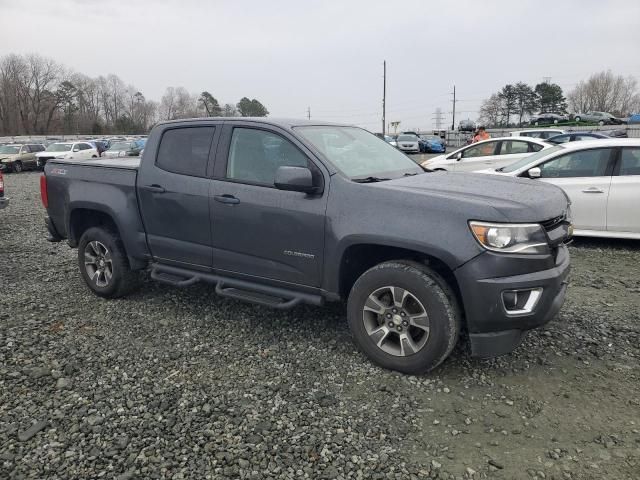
1,171 -> 639,480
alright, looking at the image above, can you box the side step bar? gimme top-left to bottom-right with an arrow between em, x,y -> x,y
149,263 -> 324,310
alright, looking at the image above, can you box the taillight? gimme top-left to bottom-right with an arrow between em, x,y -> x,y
40,174 -> 48,208
0,172 -> 4,196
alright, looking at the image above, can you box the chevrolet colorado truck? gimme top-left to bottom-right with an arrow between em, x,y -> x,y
41,118 -> 572,374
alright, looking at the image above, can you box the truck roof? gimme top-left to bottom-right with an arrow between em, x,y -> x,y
157,117 -> 348,129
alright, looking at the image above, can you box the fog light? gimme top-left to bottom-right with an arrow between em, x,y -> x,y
502,288 -> 542,315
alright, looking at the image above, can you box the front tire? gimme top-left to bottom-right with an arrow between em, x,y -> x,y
574,116 -> 581,122
12,161 -> 23,173
78,227 -> 139,298
347,261 -> 461,374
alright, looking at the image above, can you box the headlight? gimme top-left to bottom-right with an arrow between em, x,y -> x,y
469,221 -> 549,254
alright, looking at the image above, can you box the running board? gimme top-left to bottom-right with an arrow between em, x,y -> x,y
149,263 -> 323,310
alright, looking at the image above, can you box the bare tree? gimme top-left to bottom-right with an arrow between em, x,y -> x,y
568,70 -> 640,116
478,94 -> 503,127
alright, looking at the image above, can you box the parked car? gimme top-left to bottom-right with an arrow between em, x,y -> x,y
477,139 -> 640,239
546,132 -> 609,144
41,117 -> 571,374
395,134 -> 420,153
628,114 -> 640,125
511,129 -> 565,140
0,143 -> 46,172
419,135 -> 446,153
573,111 -> 623,125
606,129 -> 628,138
529,113 -> 568,126
421,137 -> 550,172
383,135 -> 397,147
0,171 -> 7,209
104,139 -> 146,158
458,119 -> 476,132
35,141 -> 99,168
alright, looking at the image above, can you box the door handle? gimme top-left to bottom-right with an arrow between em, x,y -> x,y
214,194 -> 240,205
142,184 -> 166,193
581,187 -> 604,194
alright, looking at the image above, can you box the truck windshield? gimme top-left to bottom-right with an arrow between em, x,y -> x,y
500,145 -> 563,173
46,144 -> 72,152
0,145 -> 20,154
295,126 -> 423,179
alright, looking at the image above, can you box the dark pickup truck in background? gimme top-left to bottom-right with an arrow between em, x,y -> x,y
41,118 -> 572,373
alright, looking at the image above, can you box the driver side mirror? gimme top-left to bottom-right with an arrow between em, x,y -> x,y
452,151 -> 462,161
528,167 -> 541,179
274,166 -> 318,194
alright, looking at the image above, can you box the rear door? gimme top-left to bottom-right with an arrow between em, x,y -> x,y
536,147 -> 616,231
607,147 -> 640,233
137,123 -> 220,269
209,122 -> 328,287
493,140 -> 540,170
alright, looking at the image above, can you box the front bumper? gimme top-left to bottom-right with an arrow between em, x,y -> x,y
455,244 -> 570,358
0,197 -> 8,209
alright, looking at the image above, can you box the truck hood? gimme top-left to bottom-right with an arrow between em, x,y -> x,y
377,172 -> 569,222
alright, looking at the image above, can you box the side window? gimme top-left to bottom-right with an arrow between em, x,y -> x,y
21,145 -> 31,153
499,141 -> 530,155
226,128 -> 308,185
539,148 -> 613,178
619,148 -> 640,176
552,135 -> 570,144
80,143 -> 92,150
529,143 -> 544,152
462,141 -> 496,158
156,127 -> 215,177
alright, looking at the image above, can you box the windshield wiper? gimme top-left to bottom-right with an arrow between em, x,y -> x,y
495,166 -> 505,172
351,176 -> 391,183
403,172 -> 418,177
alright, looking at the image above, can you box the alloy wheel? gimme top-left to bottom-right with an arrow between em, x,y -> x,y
84,240 -> 113,287
362,286 -> 430,356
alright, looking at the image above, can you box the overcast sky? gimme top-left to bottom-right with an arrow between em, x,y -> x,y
1,0 -> 639,131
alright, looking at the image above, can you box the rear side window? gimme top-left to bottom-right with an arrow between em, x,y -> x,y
499,141 -> 530,155
156,127 -> 215,177
79,143 -> 92,150
619,148 -> 640,176
539,148 -> 614,178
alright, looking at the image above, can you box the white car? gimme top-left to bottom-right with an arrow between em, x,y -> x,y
396,134 -> 420,153
35,141 -> 99,168
510,129 -> 564,139
421,137 -> 550,172
477,139 -> 640,239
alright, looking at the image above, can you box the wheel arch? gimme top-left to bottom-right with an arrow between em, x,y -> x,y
334,241 -> 464,313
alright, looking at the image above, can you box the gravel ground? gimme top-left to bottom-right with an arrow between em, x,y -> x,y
1,171 -> 639,480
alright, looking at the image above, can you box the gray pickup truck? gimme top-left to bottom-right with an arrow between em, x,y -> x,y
42,118 -> 572,373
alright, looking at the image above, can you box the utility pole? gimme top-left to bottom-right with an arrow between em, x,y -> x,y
450,85 -> 457,131
307,106 -> 311,120
432,108 -> 444,131
382,60 -> 386,136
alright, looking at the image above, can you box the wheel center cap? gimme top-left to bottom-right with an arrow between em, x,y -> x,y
392,314 -> 403,325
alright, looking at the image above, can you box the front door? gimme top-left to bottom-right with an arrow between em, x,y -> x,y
607,147 -> 640,233
137,124 -> 219,269
537,147 -> 616,231
453,140 -> 500,171
210,124 -> 328,287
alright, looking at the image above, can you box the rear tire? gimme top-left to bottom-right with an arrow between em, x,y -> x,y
574,116 -> 581,122
347,260 -> 461,374
78,227 -> 140,298
598,120 -> 605,126
12,161 -> 23,173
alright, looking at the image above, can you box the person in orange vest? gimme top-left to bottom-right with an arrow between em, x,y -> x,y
472,126 -> 490,143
